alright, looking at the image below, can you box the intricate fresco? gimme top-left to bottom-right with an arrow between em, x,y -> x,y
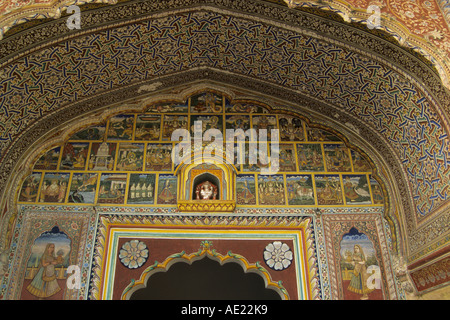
39,173 -> 70,204
25,227 -> 71,299
156,175 -> 177,205
1,5 -> 448,222
127,174 -> 156,205
90,214 -> 319,300
286,175 -> 315,205
1,0 -> 448,299
33,147 -> 60,171
409,256 -> 450,293
97,173 -> 127,204
16,92 -> 382,210
68,173 -> 98,204
5,91 -> 404,300
236,175 -> 257,205
2,0 -> 448,92
315,175 -> 343,205
342,175 -> 372,205
3,206 -> 96,300
339,227 -> 382,300
323,214 -> 398,300
18,172 -> 41,203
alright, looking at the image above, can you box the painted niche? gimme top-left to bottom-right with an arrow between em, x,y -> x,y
175,158 -> 237,212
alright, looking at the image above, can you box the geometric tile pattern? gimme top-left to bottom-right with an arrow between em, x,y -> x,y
1,0 -> 449,89
286,0 -> 450,89
1,10 -> 448,219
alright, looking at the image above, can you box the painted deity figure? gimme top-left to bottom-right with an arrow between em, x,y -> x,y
41,179 -> 66,202
347,244 -> 374,299
27,243 -> 63,299
196,181 -> 217,200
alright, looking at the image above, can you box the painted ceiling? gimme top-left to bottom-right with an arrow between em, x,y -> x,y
0,0 -> 449,89
0,0 -> 449,261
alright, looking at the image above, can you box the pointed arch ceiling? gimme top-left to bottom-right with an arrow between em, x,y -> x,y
0,0 -> 449,263
1,0 -> 449,89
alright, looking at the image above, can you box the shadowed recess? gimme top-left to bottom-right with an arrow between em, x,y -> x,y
130,256 -> 283,300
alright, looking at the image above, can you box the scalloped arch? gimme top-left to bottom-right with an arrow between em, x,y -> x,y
121,242 -> 290,300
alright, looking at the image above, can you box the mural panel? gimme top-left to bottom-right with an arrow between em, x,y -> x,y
323,214 -> 398,300
190,92 -> 223,113
4,207 -> 96,300
145,143 -> 173,171
236,174 -> 256,205
162,115 -> 188,141
68,173 -> 98,204
127,174 -> 156,204
339,227 -> 382,300
39,173 -> 70,203
70,125 -> 105,141
33,147 -> 60,170
88,142 -> 117,171
297,144 -> 324,172
252,115 -> 277,139
59,143 -> 89,171
342,175 -> 372,205
225,114 -> 251,133
370,176 -> 384,205
278,144 -> 297,172
323,144 -> 352,172
98,173 -> 127,204
157,175 -> 177,205
107,114 -> 135,141
18,173 -> 42,203
190,115 -> 223,137
135,114 -> 161,141
24,227 -> 71,299
278,116 -> 304,141
116,143 -> 145,171
315,174 -> 343,205
286,174 -> 315,205
258,175 -> 285,206
306,127 -> 341,142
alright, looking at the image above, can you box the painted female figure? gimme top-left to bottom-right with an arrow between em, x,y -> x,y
27,243 -> 62,299
343,176 -> 359,201
347,244 -> 373,299
237,179 -> 255,204
158,179 -> 175,203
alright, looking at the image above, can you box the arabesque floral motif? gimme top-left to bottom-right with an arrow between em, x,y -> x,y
263,241 -> 293,271
119,240 -> 148,269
